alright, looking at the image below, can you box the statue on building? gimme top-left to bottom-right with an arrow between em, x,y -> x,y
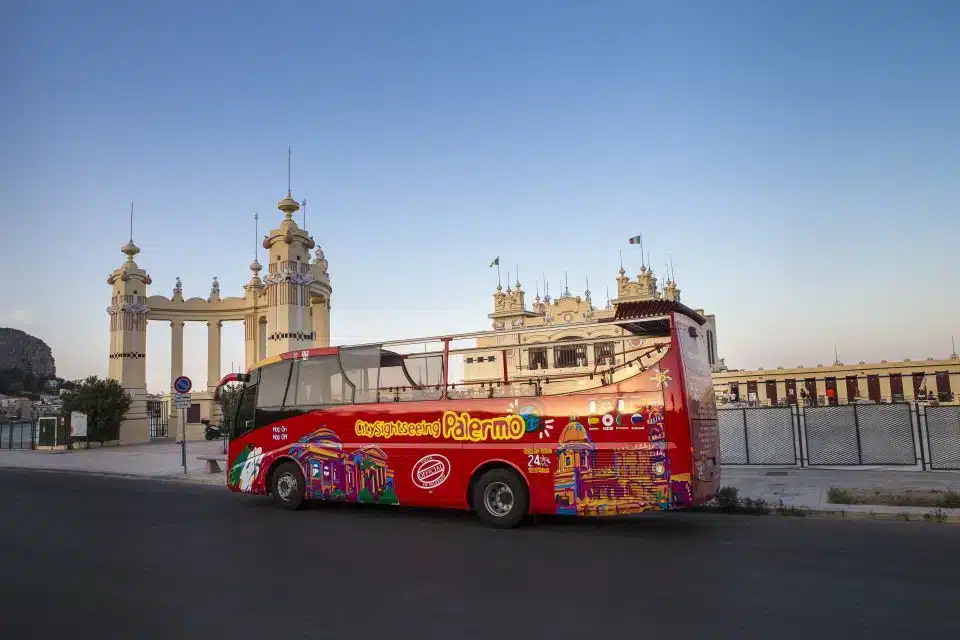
209,276 -> 221,302
172,276 -> 184,302
314,245 -> 329,277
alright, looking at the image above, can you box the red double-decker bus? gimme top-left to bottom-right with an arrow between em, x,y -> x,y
216,302 -> 720,528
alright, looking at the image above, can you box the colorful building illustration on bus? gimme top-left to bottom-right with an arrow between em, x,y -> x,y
288,428 -> 399,505
554,420 -> 673,515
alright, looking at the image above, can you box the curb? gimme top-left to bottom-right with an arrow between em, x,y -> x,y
0,465 -> 228,488
800,507 -> 960,524
695,505 -> 960,524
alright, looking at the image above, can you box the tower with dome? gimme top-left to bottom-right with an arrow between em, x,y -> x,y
105,172 -> 333,444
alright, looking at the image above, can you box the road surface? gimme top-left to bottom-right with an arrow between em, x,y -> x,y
1,469 -> 958,639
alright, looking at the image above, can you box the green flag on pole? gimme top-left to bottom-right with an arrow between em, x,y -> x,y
489,257 -> 499,267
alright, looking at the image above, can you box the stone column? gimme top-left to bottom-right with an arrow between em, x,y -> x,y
244,314 -> 257,372
170,320 -> 184,387
207,320 -> 222,390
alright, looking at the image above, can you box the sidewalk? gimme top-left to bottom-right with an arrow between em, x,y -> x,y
0,440 -> 229,486
721,466 -> 960,522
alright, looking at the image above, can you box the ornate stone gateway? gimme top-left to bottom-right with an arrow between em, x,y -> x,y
106,181 -> 333,444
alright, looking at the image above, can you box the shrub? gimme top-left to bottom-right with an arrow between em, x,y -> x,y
826,487 -> 858,504
60,376 -> 132,443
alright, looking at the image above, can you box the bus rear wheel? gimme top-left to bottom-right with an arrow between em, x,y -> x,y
270,461 -> 305,510
472,468 -> 528,529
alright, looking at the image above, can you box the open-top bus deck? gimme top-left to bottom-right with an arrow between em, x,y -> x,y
217,302 -> 720,528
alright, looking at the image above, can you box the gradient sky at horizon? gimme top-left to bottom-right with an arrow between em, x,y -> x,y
1,0 -> 958,393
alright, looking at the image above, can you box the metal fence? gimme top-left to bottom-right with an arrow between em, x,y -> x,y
147,399 -> 169,439
718,402 -> 960,470
924,405 -> 960,470
0,420 -> 36,450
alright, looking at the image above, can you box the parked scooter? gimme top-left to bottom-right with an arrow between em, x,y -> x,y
201,418 -> 224,441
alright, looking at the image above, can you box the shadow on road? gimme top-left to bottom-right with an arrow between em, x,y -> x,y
232,492 -> 712,538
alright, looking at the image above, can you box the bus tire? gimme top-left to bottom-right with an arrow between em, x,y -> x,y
270,461 -> 305,510
472,468 -> 528,529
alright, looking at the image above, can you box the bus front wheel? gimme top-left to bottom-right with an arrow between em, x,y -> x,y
472,468 -> 528,529
270,461 -> 305,510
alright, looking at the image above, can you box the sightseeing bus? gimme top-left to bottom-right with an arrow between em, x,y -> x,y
215,302 -> 720,528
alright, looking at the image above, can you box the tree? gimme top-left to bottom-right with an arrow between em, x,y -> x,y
61,376 -> 132,443
217,383 -> 244,433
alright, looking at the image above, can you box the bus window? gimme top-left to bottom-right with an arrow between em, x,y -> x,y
234,384 -> 257,437
257,361 -> 292,409
340,346 -> 381,403
290,356 -> 354,407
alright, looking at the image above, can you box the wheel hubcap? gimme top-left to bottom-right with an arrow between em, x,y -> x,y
277,472 -> 298,500
483,482 -> 514,517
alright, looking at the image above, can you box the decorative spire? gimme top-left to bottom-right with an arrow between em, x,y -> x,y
605,286 -> 612,309
277,147 -> 300,220
121,202 -> 140,262
246,259 -> 263,291
951,337 -> 958,359
173,277 -> 183,296
563,271 -> 570,297
584,275 -> 592,306
253,212 -> 259,259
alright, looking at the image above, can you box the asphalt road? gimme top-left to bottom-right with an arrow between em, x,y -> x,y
2,470 -> 958,640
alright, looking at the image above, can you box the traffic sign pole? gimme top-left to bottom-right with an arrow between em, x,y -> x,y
181,407 -> 187,474
172,376 -> 192,474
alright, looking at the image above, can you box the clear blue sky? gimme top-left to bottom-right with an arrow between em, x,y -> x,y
2,0 -> 958,392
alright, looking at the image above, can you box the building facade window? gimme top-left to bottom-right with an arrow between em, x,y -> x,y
527,348 -> 547,370
706,331 -> 715,366
553,337 -> 587,368
890,373 -> 904,402
765,380 -> 778,405
785,379 -> 797,404
936,371 -> 953,402
912,372 -> 925,397
845,376 -> 860,401
867,375 -> 881,402
825,377 -> 838,405
595,342 -> 615,365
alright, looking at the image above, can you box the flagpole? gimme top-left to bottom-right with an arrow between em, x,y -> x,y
497,262 -> 501,287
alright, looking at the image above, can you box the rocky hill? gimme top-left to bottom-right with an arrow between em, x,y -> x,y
0,328 -> 56,378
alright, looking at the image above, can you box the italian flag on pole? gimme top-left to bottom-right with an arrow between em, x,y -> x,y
628,235 -> 642,244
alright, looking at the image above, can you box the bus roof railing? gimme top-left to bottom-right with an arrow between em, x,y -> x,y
398,334 -> 669,360
339,314 -> 675,351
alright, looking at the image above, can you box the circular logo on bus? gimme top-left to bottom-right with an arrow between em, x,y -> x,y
411,454 -> 451,490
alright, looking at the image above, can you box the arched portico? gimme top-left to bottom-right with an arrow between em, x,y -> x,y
107,187 -> 332,444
